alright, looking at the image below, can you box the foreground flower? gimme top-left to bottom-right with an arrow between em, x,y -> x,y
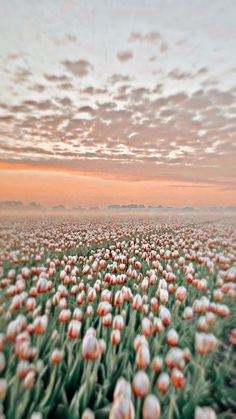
111,330 -> 121,345
82,334 -> 100,360
156,372 -> 170,394
82,408 -> 95,419
152,356 -> 163,373
142,317 -> 153,337
132,371 -> 150,398
51,349 -> 63,365
170,368 -> 185,388
136,343 -> 150,369
114,377 -> 132,400
109,395 -> 135,419
143,394 -> 161,419
195,333 -> 217,355
166,329 -> 179,346
195,406 -> 216,419
68,320 -> 81,339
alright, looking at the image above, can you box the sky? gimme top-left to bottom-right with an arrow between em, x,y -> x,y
0,0 -> 236,207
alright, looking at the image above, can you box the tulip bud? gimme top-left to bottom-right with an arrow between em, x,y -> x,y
114,377 -> 132,400
51,349 -> 63,364
68,320 -> 81,339
132,294 -> 142,311
136,344 -> 150,369
170,368 -> 184,388
82,334 -> 100,360
159,288 -> 169,304
166,329 -> 179,346
24,371 -> 36,389
156,372 -> 170,394
82,408 -> 95,419
143,394 -> 161,419
141,317 -> 153,337
159,306 -> 171,327
58,309 -> 71,323
195,406 -> 216,419
109,395 -> 135,419
111,330 -> 121,345
113,315 -> 125,331
132,371 -> 150,398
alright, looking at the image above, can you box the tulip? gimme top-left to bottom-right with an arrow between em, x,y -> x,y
133,335 -> 148,351
136,344 -> 150,369
113,315 -> 125,331
150,297 -> 159,312
153,317 -> 163,333
141,317 -> 153,337
183,306 -> 193,320
166,329 -> 179,346
103,313 -> 113,327
132,371 -> 150,398
195,406 -> 216,419
151,356 -> 163,373
195,333 -> 217,355
114,290 -> 124,307
97,302 -> 112,317
132,294 -> 142,311
109,395 -> 135,419
159,289 -> 169,304
24,371 -> 36,389
58,309 -> 71,323
82,408 -> 95,419
73,308 -> 83,321
175,286 -> 187,302
159,306 -> 171,327
111,330 -> 121,345
114,377 -> 132,400
34,315 -> 48,335
82,334 -> 100,360
51,349 -> 63,364
165,348 -> 184,369
68,320 -> 81,339
156,372 -> 170,394
170,368 -> 184,388
143,394 -> 161,419
98,339 -> 106,355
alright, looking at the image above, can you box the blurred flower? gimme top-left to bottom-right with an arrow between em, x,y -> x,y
143,394 -> 161,419
132,371 -> 150,398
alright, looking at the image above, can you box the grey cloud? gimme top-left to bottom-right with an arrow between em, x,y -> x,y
117,51 -> 133,62
129,31 -> 161,43
62,59 -> 93,77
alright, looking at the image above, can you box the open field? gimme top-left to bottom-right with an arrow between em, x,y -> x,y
0,215 -> 235,419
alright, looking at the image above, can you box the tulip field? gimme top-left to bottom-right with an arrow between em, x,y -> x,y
0,215 -> 235,419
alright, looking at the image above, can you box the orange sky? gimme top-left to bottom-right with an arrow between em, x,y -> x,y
1,1 -> 236,208
1,162 -> 235,207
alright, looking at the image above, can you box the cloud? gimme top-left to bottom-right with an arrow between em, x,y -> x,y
108,74 -> 132,84
129,31 -> 161,43
44,73 -> 69,82
116,50 -> 133,62
62,59 -> 93,77
168,69 -> 192,80
13,68 -> 32,83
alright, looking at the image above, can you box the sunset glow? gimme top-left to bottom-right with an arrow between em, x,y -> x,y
0,0 -> 235,208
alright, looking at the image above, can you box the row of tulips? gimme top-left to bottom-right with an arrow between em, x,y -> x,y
0,216 -> 235,418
